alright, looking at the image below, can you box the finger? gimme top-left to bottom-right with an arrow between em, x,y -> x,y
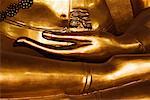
43,30 -> 99,37
14,37 -> 95,54
42,31 -> 92,46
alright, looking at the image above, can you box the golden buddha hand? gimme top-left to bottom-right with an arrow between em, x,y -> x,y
0,0 -> 150,62
0,0 -> 115,62
14,8 -> 150,63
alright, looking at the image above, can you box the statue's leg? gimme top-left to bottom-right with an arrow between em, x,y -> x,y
1,51 -> 150,99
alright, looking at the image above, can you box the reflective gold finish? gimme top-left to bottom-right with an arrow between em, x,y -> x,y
9,8 -> 150,63
0,0 -> 150,99
1,52 -> 150,98
0,1 -> 150,63
105,0 -> 133,32
106,0 -> 150,32
0,0 -> 114,32
131,0 -> 150,16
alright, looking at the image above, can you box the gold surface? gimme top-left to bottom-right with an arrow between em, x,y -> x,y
0,52 -> 150,98
105,0 -> 133,33
6,8 -> 150,63
131,0 -> 150,16
0,0 -> 150,99
0,0 -> 114,33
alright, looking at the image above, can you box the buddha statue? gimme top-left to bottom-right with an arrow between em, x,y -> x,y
0,0 -> 150,99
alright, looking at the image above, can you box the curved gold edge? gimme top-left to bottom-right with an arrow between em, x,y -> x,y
2,80 -> 150,100
0,51 -> 150,98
